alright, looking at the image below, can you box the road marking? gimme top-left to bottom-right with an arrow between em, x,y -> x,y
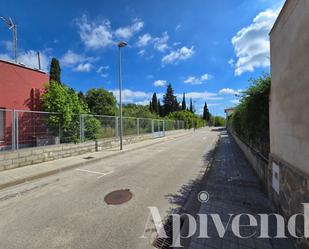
76,169 -> 114,179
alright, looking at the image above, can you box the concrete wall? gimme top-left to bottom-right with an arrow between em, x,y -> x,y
270,1 -> 309,248
230,132 -> 269,191
0,130 -> 186,171
270,0 -> 309,175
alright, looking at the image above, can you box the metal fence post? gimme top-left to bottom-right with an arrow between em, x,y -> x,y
11,110 -> 15,150
137,118 -> 140,135
115,116 -> 119,137
163,120 -> 165,136
15,110 -> 19,149
151,119 -> 154,133
80,114 -> 85,143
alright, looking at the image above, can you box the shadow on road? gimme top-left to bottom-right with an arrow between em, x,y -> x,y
151,142 -> 218,249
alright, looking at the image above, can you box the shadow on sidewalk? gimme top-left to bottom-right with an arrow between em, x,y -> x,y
152,130 -> 299,249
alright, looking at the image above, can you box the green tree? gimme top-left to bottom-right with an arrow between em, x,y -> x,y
158,100 -> 164,117
123,103 -> 158,118
151,93 -> 158,114
49,58 -> 61,83
181,93 -> 186,111
189,98 -> 194,113
203,102 -> 210,122
42,81 -> 100,142
163,84 -> 178,115
85,88 -> 117,116
149,101 -> 153,112
167,110 -> 205,129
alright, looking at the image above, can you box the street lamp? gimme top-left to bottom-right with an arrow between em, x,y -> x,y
118,41 -> 127,150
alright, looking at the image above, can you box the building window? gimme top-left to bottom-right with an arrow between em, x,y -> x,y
0,108 -> 5,142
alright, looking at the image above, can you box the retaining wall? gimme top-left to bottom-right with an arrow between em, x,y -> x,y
0,130 -> 187,171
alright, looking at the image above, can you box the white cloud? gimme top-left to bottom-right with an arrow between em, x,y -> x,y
175,24 -> 181,31
1,40 -> 13,51
219,88 -> 240,95
162,46 -> 195,65
61,50 -> 85,66
136,33 -> 152,47
19,50 -> 49,71
135,100 -> 150,106
184,73 -> 212,85
73,63 -> 92,72
154,80 -> 167,87
201,74 -> 211,81
76,15 -> 145,49
0,50 -> 49,71
230,99 -> 240,105
110,88 -> 222,107
153,32 -> 169,52
111,89 -> 153,103
96,65 -> 109,77
75,15 -> 114,49
180,91 -> 223,101
96,65 -> 109,73
115,19 -> 144,40
228,58 -> 235,66
99,73 -> 109,78
231,8 -> 280,75
138,49 -> 146,56
60,50 -> 98,72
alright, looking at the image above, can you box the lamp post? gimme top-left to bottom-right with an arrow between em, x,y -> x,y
118,41 -> 127,150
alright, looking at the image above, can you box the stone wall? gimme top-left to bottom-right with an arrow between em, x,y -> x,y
0,130 -> 186,171
268,154 -> 309,249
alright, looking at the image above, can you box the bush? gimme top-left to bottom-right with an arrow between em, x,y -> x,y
42,81 -> 100,143
231,74 -> 270,157
166,111 -> 205,129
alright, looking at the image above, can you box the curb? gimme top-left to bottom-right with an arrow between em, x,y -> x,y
0,131 -> 192,191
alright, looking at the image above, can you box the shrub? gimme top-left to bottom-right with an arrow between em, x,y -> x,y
231,74 -> 270,157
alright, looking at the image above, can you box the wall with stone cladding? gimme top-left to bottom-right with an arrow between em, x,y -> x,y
0,130 -> 186,171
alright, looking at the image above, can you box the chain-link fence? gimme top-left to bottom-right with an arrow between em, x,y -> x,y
0,109 -> 186,152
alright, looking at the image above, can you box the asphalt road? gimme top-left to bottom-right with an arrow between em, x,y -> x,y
0,128 -> 219,249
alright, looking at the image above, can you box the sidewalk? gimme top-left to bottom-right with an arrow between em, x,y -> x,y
189,131 -> 297,249
0,131 -> 190,190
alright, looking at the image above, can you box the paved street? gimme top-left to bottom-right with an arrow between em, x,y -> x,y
0,128 -> 219,249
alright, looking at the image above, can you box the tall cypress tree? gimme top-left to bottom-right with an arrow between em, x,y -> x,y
181,93 -> 186,111
203,102 -> 210,121
158,100 -> 164,117
151,93 -> 158,114
49,58 -> 61,83
149,101 -> 153,112
189,98 -> 193,113
163,84 -> 178,115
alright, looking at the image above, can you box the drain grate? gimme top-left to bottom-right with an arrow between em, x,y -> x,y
104,189 -> 132,205
152,216 -> 185,249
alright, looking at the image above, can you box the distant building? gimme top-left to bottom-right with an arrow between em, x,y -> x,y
0,59 -> 49,150
224,108 -> 235,118
270,0 -> 309,247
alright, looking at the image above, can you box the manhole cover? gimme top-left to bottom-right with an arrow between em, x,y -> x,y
84,156 -> 95,160
104,189 -> 133,205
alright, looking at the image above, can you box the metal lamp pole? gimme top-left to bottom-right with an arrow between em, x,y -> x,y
118,41 -> 127,150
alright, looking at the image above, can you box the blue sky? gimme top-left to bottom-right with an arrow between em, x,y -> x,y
0,0 -> 284,116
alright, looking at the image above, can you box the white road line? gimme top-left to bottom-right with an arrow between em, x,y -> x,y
76,169 -> 114,179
